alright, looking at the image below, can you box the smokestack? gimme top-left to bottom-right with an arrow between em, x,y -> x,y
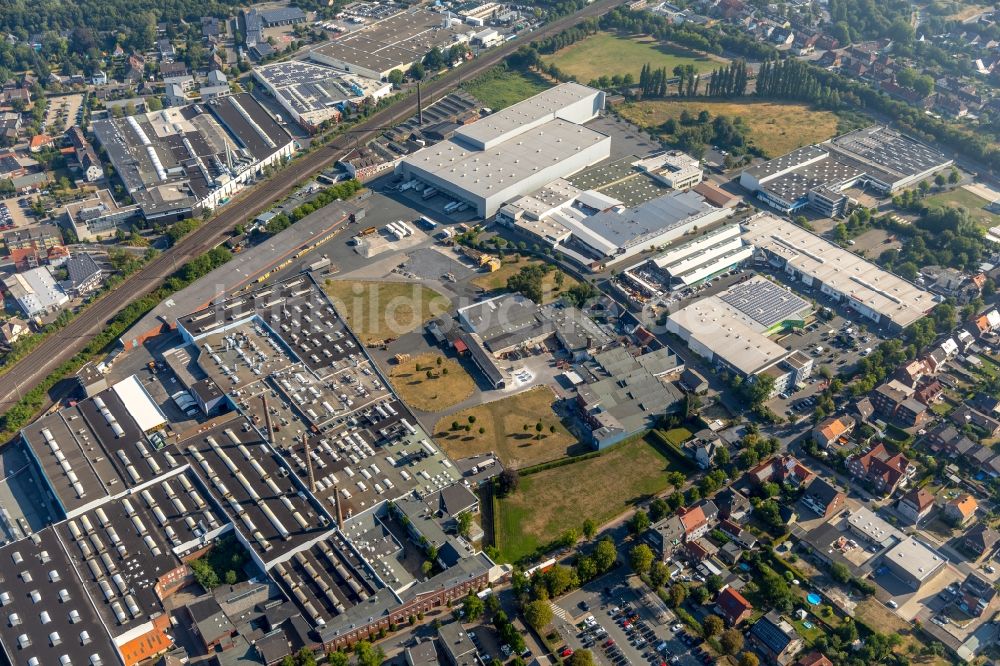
333,486 -> 344,529
262,394 -> 273,441
416,81 -> 423,126
303,438 -> 316,493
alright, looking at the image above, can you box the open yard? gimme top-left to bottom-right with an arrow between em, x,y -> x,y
542,32 -> 725,83
924,186 -> 1000,230
435,387 -> 582,468
388,352 -> 475,412
618,99 -> 839,157
854,599 -> 952,666
495,434 -> 678,562
471,259 -> 579,304
323,280 -> 449,345
462,67 -> 550,110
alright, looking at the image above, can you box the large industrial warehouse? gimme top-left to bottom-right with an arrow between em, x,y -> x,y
666,275 -> 814,393
253,60 -> 393,131
93,94 -> 294,221
310,7 -> 474,80
742,214 -> 938,330
396,83 -> 610,217
739,126 -> 952,215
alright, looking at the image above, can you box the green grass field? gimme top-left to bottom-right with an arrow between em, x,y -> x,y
619,99 -> 839,157
542,32 -> 726,83
323,280 -> 450,345
924,187 -> 1000,230
495,434 -> 678,562
462,68 -> 550,110
436,386 -> 581,469
389,352 -> 475,412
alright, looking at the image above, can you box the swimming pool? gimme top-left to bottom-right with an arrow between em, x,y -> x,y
806,593 -> 821,605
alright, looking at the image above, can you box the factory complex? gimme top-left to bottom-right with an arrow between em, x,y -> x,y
739,126 -> 953,216
310,8 -> 475,80
742,214 -> 938,330
666,275 -> 815,394
0,273 -> 504,666
252,61 -> 394,131
92,94 -> 294,222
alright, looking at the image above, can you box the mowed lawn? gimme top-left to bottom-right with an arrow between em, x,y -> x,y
496,434 -> 677,562
388,352 -> 475,412
619,99 -> 839,157
925,186 -> 1000,230
462,68 -> 550,110
435,386 -> 583,469
542,32 -> 725,83
323,280 -> 450,345
471,259 -> 579,304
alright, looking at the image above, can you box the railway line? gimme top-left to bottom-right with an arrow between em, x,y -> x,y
0,0 -> 623,412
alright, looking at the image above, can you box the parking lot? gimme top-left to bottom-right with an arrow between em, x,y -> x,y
551,571 -> 705,666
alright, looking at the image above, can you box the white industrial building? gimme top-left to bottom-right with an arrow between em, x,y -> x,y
3,267 -> 69,317
396,83 -> 610,217
632,151 -> 703,189
666,275 -> 814,393
623,223 -> 754,294
739,126 -> 952,216
742,214 -> 937,331
253,60 -> 393,131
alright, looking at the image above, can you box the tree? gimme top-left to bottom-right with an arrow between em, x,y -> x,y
355,642 -> 384,666
630,544 -> 654,574
668,583 -> 687,608
408,61 -> 425,80
566,650 -> 596,666
738,652 -> 760,666
582,518 -> 597,540
593,538 -> 617,571
327,651 -> 350,666
629,510 -> 650,534
523,600 -> 553,629
388,69 -> 405,86
703,615 -> 724,638
830,562 -> 851,584
720,628 -> 744,655
463,591 -> 485,622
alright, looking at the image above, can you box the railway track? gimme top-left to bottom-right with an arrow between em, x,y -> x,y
0,0 -> 623,411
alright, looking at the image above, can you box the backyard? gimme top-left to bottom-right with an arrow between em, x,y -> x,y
541,32 -> 726,83
618,99 -> 840,157
323,280 -> 450,345
435,386 -> 582,468
388,352 -> 476,412
494,434 -> 679,562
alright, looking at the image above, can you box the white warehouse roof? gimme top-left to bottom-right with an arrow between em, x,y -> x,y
111,375 -> 168,433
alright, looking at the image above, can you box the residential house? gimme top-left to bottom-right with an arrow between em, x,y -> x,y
896,488 -> 935,524
952,405 -> 1000,438
812,415 -> 855,449
715,488 -> 751,522
747,455 -> 815,488
28,134 -> 53,153
959,573 -> 997,618
716,587 -> 753,626
913,380 -> 942,406
749,612 -> 803,666
800,477 -> 846,519
63,253 -> 103,296
846,443 -> 915,495
683,430 -> 724,470
963,523 -> 1000,560
0,317 -> 29,345
795,654 -> 833,666
718,518 -> 758,549
944,494 -> 978,526
681,368 -> 709,394
973,309 -> 1000,337
646,516 -> 685,560
870,380 -> 914,420
895,359 -> 927,386
923,348 -> 949,373
67,126 -> 102,182
678,505 -> 710,540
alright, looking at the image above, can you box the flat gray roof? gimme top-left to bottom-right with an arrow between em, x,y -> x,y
742,215 -> 936,328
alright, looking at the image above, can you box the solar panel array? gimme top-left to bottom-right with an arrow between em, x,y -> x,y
720,277 -> 811,329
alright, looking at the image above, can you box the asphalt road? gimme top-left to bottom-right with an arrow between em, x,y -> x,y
0,0 -> 624,414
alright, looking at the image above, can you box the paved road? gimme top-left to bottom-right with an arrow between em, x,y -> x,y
0,0 -> 625,415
